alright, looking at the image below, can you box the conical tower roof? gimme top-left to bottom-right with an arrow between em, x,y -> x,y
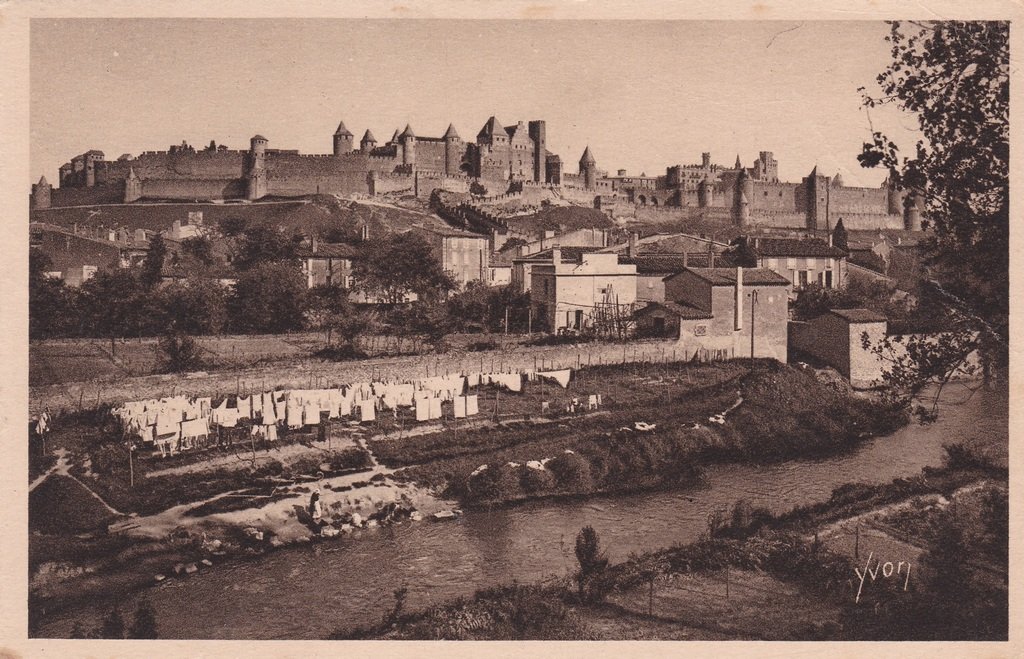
477,116 -> 504,139
399,124 -> 416,139
443,123 -> 461,140
37,175 -> 49,185
390,129 -> 401,143
831,171 -> 844,187
579,146 -> 596,165
361,129 -> 377,143
734,155 -> 742,170
334,121 -> 353,137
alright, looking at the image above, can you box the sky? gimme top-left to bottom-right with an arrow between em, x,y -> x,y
30,19 -> 923,188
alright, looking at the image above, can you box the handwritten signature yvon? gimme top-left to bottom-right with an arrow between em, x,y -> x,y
855,552 -> 911,603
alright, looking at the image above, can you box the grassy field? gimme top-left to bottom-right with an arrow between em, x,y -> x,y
341,449 -> 1008,641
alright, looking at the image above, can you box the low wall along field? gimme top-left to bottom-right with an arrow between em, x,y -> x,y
29,336 -> 685,415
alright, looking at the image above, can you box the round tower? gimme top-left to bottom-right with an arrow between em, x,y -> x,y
250,134 -> 268,157
31,176 -> 52,210
443,123 -> 462,176
904,190 -> 923,231
885,178 -> 907,216
399,124 -> 416,166
698,176 -> 714,208
333,121 -> 354,156
248,135 -> 268,200
579,146 -> 597,190
360,129 -> 377,153
733,167 -> 752,226
123,168 -> 142,204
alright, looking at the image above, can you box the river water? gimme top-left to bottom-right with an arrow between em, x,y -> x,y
39,384 -> 1006,639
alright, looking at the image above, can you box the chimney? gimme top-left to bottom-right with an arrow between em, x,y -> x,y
627,232 -> 638,258
735,266 -> 744,331
312,235 -> 319,254
551,245 -> 561,266
828,232 -> 833,247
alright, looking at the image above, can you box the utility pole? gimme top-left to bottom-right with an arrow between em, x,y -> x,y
749,289 -> 758,361
505,305 -> 509,335
128,442 -> 135,488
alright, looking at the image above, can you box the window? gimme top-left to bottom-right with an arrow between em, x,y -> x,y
786,257 -> 797,269
823,270 -> 833,288
798,270 -> 809,287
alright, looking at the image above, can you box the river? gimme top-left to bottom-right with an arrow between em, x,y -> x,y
37,383 -> 1006,639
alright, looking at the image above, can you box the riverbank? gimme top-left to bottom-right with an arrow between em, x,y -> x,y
27,358 -> 908,633
374,359 -> 906,507
339,451 -> 1008,641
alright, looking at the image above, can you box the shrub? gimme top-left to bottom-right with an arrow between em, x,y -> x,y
467,463 -> 521,501
546,452 -> 594,493
155,330 -> 204,373
519,466 -> 555,493
574,526 -> 609,602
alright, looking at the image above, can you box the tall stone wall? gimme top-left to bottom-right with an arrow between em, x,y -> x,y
749,181 -> 802,212
412,140 -> 448,173
830,186 -> 889,215
50,186 -> 124,207
98,151 -> 247,183
141,178 -> 247,200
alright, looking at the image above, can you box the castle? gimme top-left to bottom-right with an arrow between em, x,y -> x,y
32,116 -> 920,232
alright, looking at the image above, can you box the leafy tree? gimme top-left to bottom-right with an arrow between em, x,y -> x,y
353,232 -> 456,304
141,234 -> 167,288
180,236 -> 215,266
99,607 -> 126,639
29,250 -> 80,339
849,250 -> 887,274
831,218 -> 849,251
234,224 -> 303,270
446,282 -> 531,334
574,525 -> 609,601
127,598 -> 159,639
218,215 -> 249,237
228,262 -> 307,333
727,236 -> 759,268
156,329 -> 204,373
859,21 -> 1009,412
78,269 -> 151,351
304,284 -> 352,346
157,277 -> 228,335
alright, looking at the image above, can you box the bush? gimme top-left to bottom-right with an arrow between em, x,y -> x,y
546,452 -> 594,493
519,466 -> 555,493
156,330 -> 204,373
467,463 -> 522,501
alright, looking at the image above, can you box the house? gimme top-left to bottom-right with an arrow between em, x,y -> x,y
620,255 -> 690,303
512,246 -> 605,293
507,227 -> 612,293
740,236 -> 849,296
637,266 -> 792,361
788,308 -> 889,388
410,225 -> 490,289
488,245 -> 515,286
30,222 -> 149,286
530,248 -> 637,334
296,239 -> 357,289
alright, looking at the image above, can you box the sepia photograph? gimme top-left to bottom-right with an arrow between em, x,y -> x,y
11,8 -> 1013,650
